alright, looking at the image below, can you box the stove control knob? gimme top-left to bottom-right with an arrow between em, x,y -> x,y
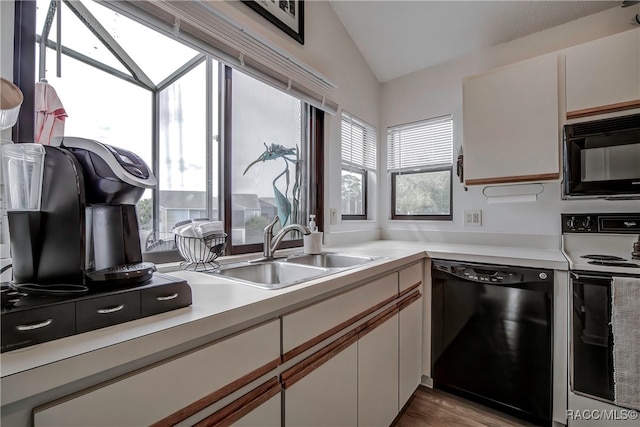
539,272 -> 548,280
581,216 -> 593,231
567,216 -> 576,230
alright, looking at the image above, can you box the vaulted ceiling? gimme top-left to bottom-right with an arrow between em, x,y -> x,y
329,1 -> 624,82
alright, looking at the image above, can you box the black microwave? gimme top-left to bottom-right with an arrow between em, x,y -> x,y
563,113 -> 640,200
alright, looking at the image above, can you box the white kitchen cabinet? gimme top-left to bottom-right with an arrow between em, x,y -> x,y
284,341 -> 358,427
399,292 -> 423,409
233,393 -> 280,427
398,262 -> 423,409
565,28 -> 640,118
282,272 -> 398,359
463,53 -> 560,185
358,311 -> 399,427
34,319 -> 280,427
399,262 -> 422,294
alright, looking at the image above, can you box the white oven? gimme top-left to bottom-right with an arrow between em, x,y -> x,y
562,213 -> 640,427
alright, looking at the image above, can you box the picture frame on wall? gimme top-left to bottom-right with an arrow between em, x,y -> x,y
242,0 -> 305,45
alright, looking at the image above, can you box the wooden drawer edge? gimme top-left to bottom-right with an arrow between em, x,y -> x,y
194,377 -> 281,427
398,290 -> 422,312
398,281 -> 421,298
150,358 -> 280,426
567,99 -> 640,120
357,305 -> 399,340
281,332 -> 358,390
282,293 -> 398,362
466,172 -> 559,186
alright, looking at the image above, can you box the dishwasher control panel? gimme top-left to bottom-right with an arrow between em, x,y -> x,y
432,259 -> 552,285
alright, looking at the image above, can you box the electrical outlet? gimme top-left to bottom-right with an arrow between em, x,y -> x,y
329,208 -> 338,225
464,209 -> 482,226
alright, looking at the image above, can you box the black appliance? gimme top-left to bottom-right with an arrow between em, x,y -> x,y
562,113 -> 640,200
7,137 -> 157,286
431,259 -> 554,426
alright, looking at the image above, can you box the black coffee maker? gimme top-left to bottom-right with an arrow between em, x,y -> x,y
4,137 -> 157,287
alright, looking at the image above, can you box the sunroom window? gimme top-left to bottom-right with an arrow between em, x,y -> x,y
22,0 -> 321,259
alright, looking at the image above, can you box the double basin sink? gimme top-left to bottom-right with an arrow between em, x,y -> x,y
209,253 -> 380,290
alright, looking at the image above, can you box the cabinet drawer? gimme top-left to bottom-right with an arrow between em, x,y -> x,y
34,319 -> 280,427
282,273 -> 398,356
141,280 -> 191,316
399,262 -> 422,293
76,292 -> 140,333
1,303 -> 75,352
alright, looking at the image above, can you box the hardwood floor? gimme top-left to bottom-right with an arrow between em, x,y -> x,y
393,386 -> 539,427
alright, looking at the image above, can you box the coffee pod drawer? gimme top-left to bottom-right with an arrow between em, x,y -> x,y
141,281 -> 192,317
76,292 -> 141,333
1,302 -> 75,352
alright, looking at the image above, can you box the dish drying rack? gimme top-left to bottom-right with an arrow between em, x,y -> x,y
174,226 -> 226,272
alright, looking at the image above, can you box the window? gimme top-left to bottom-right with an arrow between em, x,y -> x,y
18,0 -> 323,260
341,112 -> 376,219
387,115 -> 453,220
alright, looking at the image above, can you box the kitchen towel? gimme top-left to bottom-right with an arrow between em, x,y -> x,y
34,81 -> 67,145
611,276 -> 640,411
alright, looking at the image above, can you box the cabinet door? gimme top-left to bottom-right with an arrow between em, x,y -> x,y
565,29 -> 640,115
463,53 -> 559,185
399,292 -> 423,409
233,393 -> 280,427
282,273 -> 398,359
34,320 -> 280,427
284,342 -> 358,427
358,313 -> 399,427
399,262 -> 422,294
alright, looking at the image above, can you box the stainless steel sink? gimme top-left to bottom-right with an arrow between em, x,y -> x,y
283,252 -> 377,269
213,261 -> 332,290
210,252 -> 381,290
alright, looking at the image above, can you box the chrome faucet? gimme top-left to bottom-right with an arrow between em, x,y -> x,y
261,216 -> 311,260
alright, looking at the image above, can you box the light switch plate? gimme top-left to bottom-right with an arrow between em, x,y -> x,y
464,209 -> 482,226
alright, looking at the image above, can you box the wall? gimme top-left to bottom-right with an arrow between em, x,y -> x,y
380,4 -> 640,248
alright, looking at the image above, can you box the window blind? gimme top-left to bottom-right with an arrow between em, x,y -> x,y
341,112 -> 377,172
387,115 -> 453,172
107,0 -> 338,115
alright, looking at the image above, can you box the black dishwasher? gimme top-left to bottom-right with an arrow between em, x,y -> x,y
431,259 -> 553,426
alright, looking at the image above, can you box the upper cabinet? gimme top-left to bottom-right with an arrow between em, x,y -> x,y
565,28 -> 640,119
463,53 -> 560,185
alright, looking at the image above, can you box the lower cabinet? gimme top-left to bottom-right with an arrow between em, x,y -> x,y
233,392 -> 281,427
399,291 -> 423,409
284,342 -> 358,426
33,319 -> 280,427
358,312 -> 399,427
31,262 -> 424,427
282,262 -> 424,427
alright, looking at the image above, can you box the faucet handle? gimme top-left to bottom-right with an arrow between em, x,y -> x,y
265,216 -> 280,232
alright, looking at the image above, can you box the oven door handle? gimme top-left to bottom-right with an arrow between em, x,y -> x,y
570,271 -> 613,281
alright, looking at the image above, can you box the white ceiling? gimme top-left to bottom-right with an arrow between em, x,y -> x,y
329,1 -> 622,82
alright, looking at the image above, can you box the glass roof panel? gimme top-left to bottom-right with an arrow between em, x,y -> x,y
36,0 -> 130,75
82,0 -> 200,85
36,0 -> 200,86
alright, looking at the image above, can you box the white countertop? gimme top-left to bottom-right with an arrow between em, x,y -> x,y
0,240 -> 567,406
